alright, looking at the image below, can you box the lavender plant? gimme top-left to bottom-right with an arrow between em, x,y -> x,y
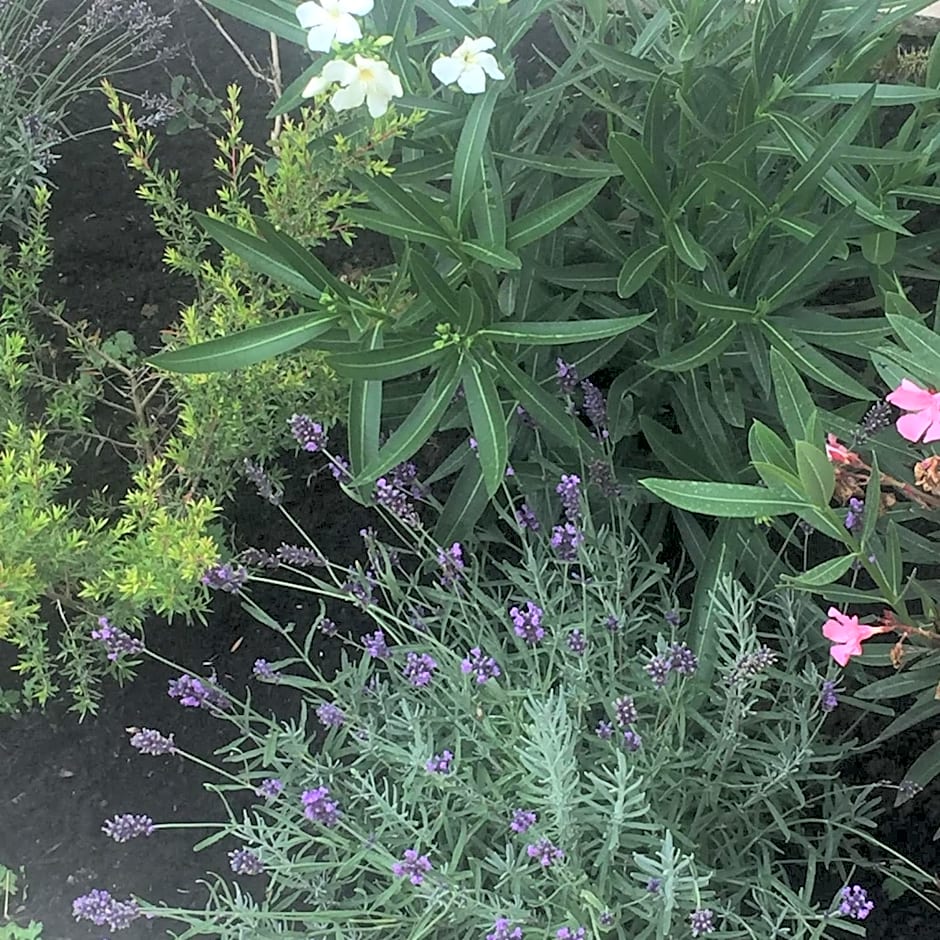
0,0 -> 175,230
74,437 -> 934,938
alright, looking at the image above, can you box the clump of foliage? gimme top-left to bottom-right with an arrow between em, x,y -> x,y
72,445 -> 935,938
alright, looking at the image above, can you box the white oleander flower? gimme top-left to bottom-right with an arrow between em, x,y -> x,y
302,55 -> 403,118
431,36 -> 505,94
296,0 -> 374,53
448,0 -> 476,6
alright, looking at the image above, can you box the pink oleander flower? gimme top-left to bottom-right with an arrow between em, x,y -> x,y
825,433 -> 860,465
822,607 -> 887,666
886,379 -> 940,443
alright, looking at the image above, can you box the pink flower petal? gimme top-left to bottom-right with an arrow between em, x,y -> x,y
830,643 -> 856,667
886,378 -> 936,412
896,410 -> 935,443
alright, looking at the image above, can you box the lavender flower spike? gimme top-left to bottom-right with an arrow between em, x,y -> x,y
91,617 -> 144,660
392,848 -> 432,885
289,413 -> 328,451
129,728 -> 177,756
102,813 -> 155,842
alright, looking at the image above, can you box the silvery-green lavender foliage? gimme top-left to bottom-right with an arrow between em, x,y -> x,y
0,0 -> 175,230
78,452 -> 932,939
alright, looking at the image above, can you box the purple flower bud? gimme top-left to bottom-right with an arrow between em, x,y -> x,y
403,652 -> 437,687
228,847 -> 264,875
392,848 -> 432,885
436,542 -> 465,587
363,629 -> 391,659
550,522 -> 583,561
72,888 -> 141,931
460,647 -> 501,683
487,917 -> 524,940
820,679 -> 839,713
288,413 -> 327,452
556,358 -> 580,395
509,808 -> 537,833
316,702 -> 345,729
91,617 -> 144,660
644,653 -> 672,688
689,909 -> 715,936
510,601 -> 545,645
129,728 -> 176,756
168,674 -> 229,710
253,658 -> 278,681
526,836 -> 564,867
838,885 -> 874,920
515,502 -> 540,531
614,696 -> 638,727
556,473 -> 581,523
200,563 -> 248,593
595,720 -> 613,740
622,729 -> 642,751
243,458 -> 283,506
567,629 -> 587,654
255,778 -> 284,800
101,813 -> 155,842
580,378 -> 609,439
425,749 -> 454,774
301,786 -> 341,826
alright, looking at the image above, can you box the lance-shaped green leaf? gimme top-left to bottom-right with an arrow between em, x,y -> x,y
609,133 -> 669,219
770,347 -> 815,443
648,321 -> 736,373
617,243 -> 668,298
666,221 -> 707,271
696,162 -> 769,214
887,310 -> 940,380
675,284 -> 757,322
347,209 -> 452,251
253,218 -> 354,300
538,263 -> 619,292
792,83 -> 940,104
197,215 -> 322,297
470,147 -> 507,249
478,313 -> 650,346
462,358 -> 508,498
762,204 -> 856,312
348,170 -> 450,241
329,339 -> 445,381
773,87 -> 876,210
416,0 -> 476,35
491,353 -> 601,455
147,311 -> 336,373
433,457 -> 489,545
640,417 -> 712,481
748,420 -> 797,473
463,240 -> 521,270
795,441 -> 835,507
495,152 -> 622,179
356,354 -> 462,484
762,322 -> 874,400
453,85 -> 500,226
204,0 -> 307,43
347,324 -> 383,494
409,254 -> 463,323
587,43 -> 665,81
782,553 -> 855,589
640,479 -> 808,517
507,179 -> 607,250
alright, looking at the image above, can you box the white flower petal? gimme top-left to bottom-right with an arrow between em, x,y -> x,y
306,23 -> 336,52
477,52 -> 505,81
301,73 -> 332,98
296,1 -> 326,28
365,89 -> 393,117
331,83 -> 366,113
457,64 -> 487,94
469,36 -> 496,53
431,55 -> 462,86
333,12 -> 363,44
341,0 -> 375,13
322,59 -> 356,82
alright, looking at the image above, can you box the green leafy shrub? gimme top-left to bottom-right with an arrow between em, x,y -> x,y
72,447 -> 935,937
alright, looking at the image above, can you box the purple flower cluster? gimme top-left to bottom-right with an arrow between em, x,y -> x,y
102,813 -> 155,843
200,563 -> 248,593
614,695 -> 638,727
392,848 -> 432,885
581,379 -> 609,439
556,358 -> 580,395
646,877 -> 662,893
375,475 -> 421,527
425,749 -> 454,774
436,542 -> 465,587
301,786 -> 341,826
820,679 -> 839,713
253,659 -> 278,681
726,645 -> 778,687
167,674 -> 229,710
73,889 -> 141,931
329,453 -> 352,481
403,652 -> 437,687
550,522 -> 583,561
363,629 -> 391,659
276,543 -> 325,567
461,647 -> 501,683
229,847 -> 264,875
588,457 -> 620,497
645,642 -> 699,688
556,474 -> 581,522
622,729 -> 642,751
243,458 -> 283,506
509,808 -> 537,833
515,502 -> 540,531
129,728 -> 176,756
255,778 -> 284,800
526,837 -> 565,867
488,917 -> 523,940
845,497 -> 864,534
556,928 -> 587,940
316,702 -> 346,729
839,885 -> 874,920
567,629 -> 587,655
689,909 -> 715,937
91,617 -> 144,660
596,720 -> 613,740
289,413 -> 328,452
320,617 -> 338,637
510,601 -> 545,645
